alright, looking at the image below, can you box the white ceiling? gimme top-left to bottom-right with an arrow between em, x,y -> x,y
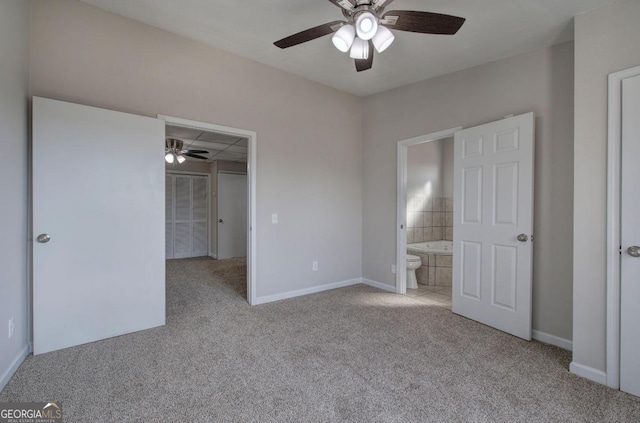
166,125 -> 248,163
82,0 -> 616,97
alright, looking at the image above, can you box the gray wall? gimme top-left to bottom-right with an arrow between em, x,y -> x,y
29,0 -> 363,299
407,140 -> 444,199
362,42 -> 575,341
0,0 -> 30,390
573,0 -> 640,373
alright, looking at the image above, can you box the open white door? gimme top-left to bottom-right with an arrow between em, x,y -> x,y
452,112 -> 534,340
217,172 -> 247,259
620,74 -> 640,397
33,97 -> 166,354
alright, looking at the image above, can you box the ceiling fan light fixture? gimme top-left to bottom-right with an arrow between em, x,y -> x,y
355,11 -> 378,41
177,155 -> 186,164
372,25 -> 394,53
349,37 -> 369,60
332,24 -> 356,52
165,152 -> 175,164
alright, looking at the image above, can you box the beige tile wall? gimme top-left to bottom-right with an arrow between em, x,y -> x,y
407,196 -> 453,243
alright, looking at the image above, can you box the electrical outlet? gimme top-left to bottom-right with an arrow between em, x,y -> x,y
391,264 -> 396,274
271,214 -> 278,224
8,318 -> 14,339
312,261 -> 318,271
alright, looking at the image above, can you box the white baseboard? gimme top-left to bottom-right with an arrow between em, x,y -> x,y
252,278 -> 362,305
0,344 -> 29,392
532,330 -> 573,351
570,361 -> 607,385
362,278 -> 397,293
209,253 -> 217,259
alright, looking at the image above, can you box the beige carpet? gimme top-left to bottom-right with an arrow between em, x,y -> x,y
1,257 -> 639,422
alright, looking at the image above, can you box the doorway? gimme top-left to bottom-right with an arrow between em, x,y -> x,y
397,113 -> 535,341
159,115 -> 257,305
403,135 -> 456,309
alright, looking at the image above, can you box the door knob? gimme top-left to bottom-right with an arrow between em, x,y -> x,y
517,234 -> 529,242
628,246 -> 640,258
218,219 -> 223,223
37,234 -> 51,243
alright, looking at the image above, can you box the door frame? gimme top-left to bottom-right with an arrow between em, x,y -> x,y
606,64 -> 640,389
158,115 -> 258,305
166,171 -> 211,259
396,127 -> 462,294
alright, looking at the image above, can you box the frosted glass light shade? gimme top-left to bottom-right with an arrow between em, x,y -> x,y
372,25 -> 395,53
177,155 -> 186,164
332,24 -> 356,52
165,153 -> 175,164
355,12 -> 378,41
349,38 -> 369,60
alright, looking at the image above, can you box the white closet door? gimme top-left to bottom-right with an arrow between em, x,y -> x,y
173,175 -> 193,259
192,176 -> 209,256
165,174 -> 175,259
166,173 -> 208,259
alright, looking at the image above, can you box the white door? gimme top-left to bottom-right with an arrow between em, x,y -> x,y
32,97 -> 166,355
620,74 -> 640,397
217,172 -> 247,259
167,174 -> 208,259
452,112 -> 534,340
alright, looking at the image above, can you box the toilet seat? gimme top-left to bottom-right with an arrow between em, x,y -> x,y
407,254 -> 421,262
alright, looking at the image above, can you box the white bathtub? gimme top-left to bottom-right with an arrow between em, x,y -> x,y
407,240 -> 453,254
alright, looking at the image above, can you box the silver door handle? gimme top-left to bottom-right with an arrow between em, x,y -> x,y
517,234 -> 529,242
628,246 -> 640,258
37,234 -> 51,243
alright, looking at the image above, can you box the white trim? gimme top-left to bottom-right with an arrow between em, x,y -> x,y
252,278 -> 362,305
158,115 -> 258,305
570,362 -> 607,385
396,127 -> 462,295
0,344 -> 29,391
532,330 -> 573,351
362,278 -> 397,293
606,65 -> 640,389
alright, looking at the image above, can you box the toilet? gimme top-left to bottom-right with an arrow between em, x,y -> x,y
406,254 -> 422,289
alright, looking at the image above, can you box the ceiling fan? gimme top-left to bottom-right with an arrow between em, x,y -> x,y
165,138 -> 209,164
274,0 -> 465,72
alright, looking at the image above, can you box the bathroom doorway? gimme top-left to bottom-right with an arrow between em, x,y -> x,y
396,127 -> 460,309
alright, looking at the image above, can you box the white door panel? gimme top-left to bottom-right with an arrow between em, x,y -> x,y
620,74 -> 640,397
453,113 -> 534,340
217,173 -> 247,259
33,97 -> 165,355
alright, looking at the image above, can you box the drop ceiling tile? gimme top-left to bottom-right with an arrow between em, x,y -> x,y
196,132 -> 240,144
166,126 -> 203,140
226,145 -> 247,153
235,138 -> 248,147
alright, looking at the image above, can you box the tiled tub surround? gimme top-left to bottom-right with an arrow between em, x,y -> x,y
407,241 -> 453,287
406,196 -> 453,243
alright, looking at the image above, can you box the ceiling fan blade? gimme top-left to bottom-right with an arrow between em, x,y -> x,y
185,149 -> 209,154
274,21 -> 345,49
184,153 -> 208,160
381,10 -> 465,35
327,0 -> 355,11
373,0 -> 396,11
355,41 -> 374,72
